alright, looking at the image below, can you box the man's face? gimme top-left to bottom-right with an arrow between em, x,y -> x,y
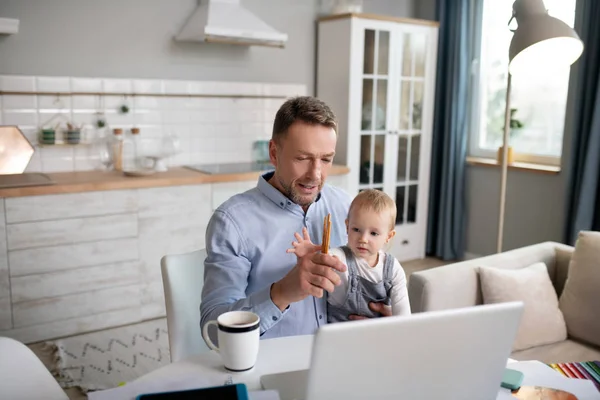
269,121 -> 337,208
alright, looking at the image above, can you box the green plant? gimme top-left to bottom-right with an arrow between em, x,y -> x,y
507,108 -> 524,138
66,122 -> 83,131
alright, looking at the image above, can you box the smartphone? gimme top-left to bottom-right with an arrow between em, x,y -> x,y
136,383 -> 249,400
501,368 -> 524,390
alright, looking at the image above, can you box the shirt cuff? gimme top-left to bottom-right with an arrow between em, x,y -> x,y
250,285 -> 288,334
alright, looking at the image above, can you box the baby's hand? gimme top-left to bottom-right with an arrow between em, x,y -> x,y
286,227 -> 322,258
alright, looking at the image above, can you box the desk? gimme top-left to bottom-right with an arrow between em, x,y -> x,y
134,335 -> 314,391
94,335 -> 597,400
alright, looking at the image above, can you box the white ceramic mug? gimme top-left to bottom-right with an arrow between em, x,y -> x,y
202,311 -> 260,372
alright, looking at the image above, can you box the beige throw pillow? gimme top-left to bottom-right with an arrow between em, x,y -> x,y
559,231 -> 600,347
479,262 -> 567,352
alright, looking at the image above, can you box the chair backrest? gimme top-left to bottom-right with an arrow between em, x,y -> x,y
160,248 -> 210,362
0,336 -> 68,400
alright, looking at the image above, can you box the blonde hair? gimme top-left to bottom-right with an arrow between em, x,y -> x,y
348,189 -> 397,230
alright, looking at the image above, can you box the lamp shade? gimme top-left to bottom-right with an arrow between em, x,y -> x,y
508,0 -> 583,75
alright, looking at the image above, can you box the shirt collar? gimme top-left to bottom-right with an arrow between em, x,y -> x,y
257,172 -> 322,210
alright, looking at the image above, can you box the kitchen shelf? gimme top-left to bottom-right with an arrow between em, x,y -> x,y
36,142 -> 92,148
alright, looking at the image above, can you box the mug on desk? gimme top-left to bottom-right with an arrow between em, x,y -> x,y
202,311 -> 260,372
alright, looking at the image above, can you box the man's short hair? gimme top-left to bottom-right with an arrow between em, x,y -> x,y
272,96 -> 338,143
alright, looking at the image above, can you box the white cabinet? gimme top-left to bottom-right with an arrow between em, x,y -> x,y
0,186 -> 211,343
317,14 -> 439,261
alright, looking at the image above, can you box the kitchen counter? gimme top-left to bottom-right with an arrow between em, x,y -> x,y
0,164 -> 350,198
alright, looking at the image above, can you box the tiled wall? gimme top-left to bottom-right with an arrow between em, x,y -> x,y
0,75 -> 306,173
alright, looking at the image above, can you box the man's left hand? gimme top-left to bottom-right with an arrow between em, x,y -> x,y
348,302 -> 392,320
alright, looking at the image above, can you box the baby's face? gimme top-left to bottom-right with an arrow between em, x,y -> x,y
345,208 -> 395,264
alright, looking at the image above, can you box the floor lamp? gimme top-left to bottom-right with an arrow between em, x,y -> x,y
496,0 -> 584,253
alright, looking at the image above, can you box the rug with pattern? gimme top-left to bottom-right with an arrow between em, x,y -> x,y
48,318 -> 170,392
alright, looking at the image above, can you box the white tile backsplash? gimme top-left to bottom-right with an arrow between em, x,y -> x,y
132,110 -> 162,125
162,110 -> 190,124
0,74 -> 303,173
36,77 -> 70,92
2,111 -> 38,126
132,79 -> 163,94
70,78 -> 102,93
102,79 -> 132,93
38,95 -> 71,110
163,80 -> 188,94
71,95 -> 97,109
2,95 -> 37,109
0,76 -> 36,92
134,96 -> 161,109
104,95 -> 129,110
40,147 -> 75,172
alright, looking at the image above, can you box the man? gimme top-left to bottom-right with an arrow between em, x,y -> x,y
201,96 -> 389,340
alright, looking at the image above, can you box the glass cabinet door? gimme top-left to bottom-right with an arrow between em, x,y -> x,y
359,28 -> 390,192
395,32 -> 427,225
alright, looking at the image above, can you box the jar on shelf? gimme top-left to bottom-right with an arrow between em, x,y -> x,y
122,127 -> 141,172
111,128 -> 124,171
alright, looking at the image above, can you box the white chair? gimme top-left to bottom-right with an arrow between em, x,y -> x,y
0,336 -> 68,400
160,248 -> 211,362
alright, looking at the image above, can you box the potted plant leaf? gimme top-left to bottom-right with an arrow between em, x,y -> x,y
497,108 -> 524,164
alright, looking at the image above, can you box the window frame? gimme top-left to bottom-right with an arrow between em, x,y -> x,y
468,0 -> 574,168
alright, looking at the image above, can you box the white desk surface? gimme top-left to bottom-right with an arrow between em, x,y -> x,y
134,334 -> 314,391
96,335 -> 598,400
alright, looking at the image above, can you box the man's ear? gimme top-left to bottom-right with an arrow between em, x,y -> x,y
269,139 -> 279,166
386,229 -> 396,243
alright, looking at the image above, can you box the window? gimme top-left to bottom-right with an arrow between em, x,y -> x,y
470,0 -> 576,165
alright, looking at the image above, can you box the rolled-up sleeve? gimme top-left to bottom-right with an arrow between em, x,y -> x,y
200,210 -> 286,335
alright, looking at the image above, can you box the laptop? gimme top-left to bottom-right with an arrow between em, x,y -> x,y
260,301 -> 523,400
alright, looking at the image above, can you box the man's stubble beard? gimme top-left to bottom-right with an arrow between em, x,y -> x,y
276,173 -> 323,207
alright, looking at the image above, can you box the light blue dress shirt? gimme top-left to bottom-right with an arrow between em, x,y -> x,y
201,171 -> 352,339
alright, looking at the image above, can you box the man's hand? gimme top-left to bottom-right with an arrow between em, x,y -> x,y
348,302 -> 392,320
271,251 -> 346,311
286,227 -> 321,258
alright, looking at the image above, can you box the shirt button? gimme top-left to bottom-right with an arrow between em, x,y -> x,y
287,201 -> 291,205
279,202 -> 284,206
319,315 -> 323,320
272,316 -> 278,321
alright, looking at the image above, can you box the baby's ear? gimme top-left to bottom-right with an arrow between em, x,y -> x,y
386,229 -> 396,243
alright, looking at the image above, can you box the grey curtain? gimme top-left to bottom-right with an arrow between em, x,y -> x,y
426,0 -> 483,260
564,0 -> 600,245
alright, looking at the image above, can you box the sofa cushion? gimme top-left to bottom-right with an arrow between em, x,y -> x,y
559,231 -> 600,347
554,247 -> 573,297
511,339 -> 600,364
479,262 -> 567,352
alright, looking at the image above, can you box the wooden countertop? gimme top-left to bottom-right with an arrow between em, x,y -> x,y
0,164 -> 350,198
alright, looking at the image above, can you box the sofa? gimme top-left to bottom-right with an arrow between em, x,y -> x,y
408,240 -> 600,363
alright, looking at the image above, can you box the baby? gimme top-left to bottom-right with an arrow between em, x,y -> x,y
287,189 -> 411,322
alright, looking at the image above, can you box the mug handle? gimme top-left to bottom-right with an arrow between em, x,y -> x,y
202,320 -> 220,352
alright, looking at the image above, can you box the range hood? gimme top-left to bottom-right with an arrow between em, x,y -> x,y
175,0 -> 288,48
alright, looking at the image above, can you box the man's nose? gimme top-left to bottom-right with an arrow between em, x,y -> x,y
307,160 -> 321,180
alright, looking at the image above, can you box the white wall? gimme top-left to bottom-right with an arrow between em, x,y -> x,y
0,0 -> 416,173
0,0 -> 414,94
